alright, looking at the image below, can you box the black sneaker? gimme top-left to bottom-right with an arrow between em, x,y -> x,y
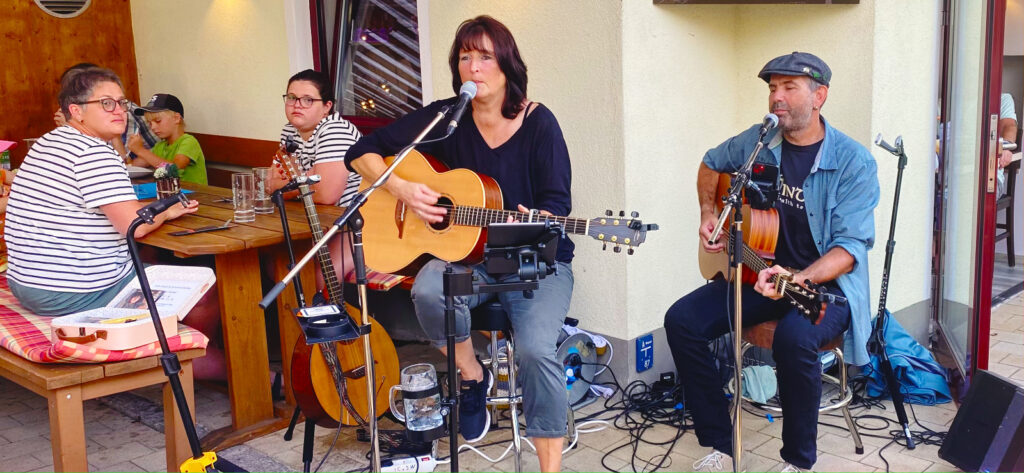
458,359 -> 492,443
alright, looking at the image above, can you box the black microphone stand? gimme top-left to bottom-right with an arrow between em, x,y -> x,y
126,194 -> 219,472
266,180 -> 326,473
708,120 -> 775,473
260,107 -> 451,472
870,134 -> 916,449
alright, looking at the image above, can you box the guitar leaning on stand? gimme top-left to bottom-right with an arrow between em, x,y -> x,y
273,143 -> 400,429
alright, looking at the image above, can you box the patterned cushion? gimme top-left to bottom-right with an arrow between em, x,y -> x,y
343,269 -> 411,292
0,274 -> 208,363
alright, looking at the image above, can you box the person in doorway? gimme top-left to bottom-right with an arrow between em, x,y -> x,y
663,52 -> 880,472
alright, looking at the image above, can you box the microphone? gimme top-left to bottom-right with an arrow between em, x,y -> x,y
445,81 -> 478,135
759,113 -> 779,136
136,193 -> 188,224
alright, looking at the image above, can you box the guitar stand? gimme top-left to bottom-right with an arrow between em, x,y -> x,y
440,222 -> 560,472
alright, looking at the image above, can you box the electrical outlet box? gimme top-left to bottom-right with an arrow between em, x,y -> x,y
636,333 -> 654,372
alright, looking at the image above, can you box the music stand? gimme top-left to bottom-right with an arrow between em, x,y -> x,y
440,221 -> 562,471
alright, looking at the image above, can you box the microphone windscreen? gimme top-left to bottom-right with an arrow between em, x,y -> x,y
460,81 -> 478,99
764,113 -> 779,129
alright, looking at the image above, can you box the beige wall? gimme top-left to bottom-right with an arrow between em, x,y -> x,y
130,0 -> 294,140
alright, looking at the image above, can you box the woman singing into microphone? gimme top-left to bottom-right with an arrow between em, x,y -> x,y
345,16 -> 574,472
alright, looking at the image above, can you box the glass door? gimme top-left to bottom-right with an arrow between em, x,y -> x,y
934,0 -> 1005,389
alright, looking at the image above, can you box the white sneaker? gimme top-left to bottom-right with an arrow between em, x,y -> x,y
693,449 -> 732,472
780,463 -> 805,472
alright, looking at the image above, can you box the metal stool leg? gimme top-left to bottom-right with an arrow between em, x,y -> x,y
506,333 -> 523,473
488,330 -> 501,428
834,348 -> 864,454
566,400 -> 577,447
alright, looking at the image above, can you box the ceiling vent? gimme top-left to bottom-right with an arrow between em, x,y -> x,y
34,0 -> 91,19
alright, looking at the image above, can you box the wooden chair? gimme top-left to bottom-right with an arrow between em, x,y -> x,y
996,159 -> 1019,267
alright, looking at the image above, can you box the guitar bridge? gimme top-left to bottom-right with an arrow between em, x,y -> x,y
395,202 -> 406,239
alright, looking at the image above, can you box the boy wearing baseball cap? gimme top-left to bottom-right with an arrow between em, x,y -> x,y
127,93 -> 208,185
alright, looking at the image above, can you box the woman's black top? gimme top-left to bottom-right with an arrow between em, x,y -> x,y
346,97 -> 575,263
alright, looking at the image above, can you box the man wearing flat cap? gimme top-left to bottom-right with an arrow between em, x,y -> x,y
664,52 -> 879,472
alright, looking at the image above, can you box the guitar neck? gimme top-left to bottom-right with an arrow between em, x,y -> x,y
452,206 -> 588,234
298,183 -> 344,304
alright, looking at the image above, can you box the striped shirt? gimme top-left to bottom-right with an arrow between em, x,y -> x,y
6,126 -> 138,292
280,112 -> 363,207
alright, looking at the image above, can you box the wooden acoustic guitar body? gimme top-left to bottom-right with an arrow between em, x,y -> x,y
290,304 -> 401,428
359,150 -> 504,276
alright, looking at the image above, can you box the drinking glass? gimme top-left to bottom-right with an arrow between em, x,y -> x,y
231,172 -> 255,223
388,363 -> 444,431
252,167 -> 274,214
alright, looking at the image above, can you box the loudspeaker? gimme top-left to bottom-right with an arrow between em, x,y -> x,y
939,369 -> 1024,472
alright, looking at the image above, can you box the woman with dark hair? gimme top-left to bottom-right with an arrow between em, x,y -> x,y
346,16 -> 573,471
6,67 -> 199,313
267,69 -> 363,290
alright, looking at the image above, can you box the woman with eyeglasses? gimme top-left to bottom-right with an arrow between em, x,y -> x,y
4,67 -> 199,316
267,69 -> 363,294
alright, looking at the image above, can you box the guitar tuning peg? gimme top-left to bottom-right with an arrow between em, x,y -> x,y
631,211 -> 639,218
618,210 -> 625,217
613,245 -> 621,253
605,209 -> 612,216
627,248 -> 634,255
602,242 -> 607,251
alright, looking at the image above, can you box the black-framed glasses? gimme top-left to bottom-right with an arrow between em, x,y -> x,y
77,98 -> 130,112
283,94 -> 326,108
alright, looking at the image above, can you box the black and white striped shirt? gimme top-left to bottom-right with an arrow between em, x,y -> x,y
6,126 -> 138,292
280,112 -> 362,207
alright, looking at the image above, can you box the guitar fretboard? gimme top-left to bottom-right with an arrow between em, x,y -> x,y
442,204 -> 589,234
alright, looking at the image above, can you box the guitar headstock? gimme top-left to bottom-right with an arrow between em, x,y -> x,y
588,210 -> 659,255
273,139 -> 303,181
774,274 -> 826,325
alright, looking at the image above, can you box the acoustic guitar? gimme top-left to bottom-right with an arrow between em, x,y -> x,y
359,150 -> 658,275
697,173 -> 827,324
274,145 -> 400,428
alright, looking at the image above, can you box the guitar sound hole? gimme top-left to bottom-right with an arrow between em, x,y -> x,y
429,196 -> 454,232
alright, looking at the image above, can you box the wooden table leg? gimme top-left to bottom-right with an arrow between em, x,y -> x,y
272,240 -> 317,407
48,385 -> 87,473
166,361 -> 196,472
201,249 -> 290,451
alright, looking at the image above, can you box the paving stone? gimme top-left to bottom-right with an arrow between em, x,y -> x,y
811,451 -> 877,472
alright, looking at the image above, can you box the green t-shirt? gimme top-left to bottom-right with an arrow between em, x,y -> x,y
151,133 -> 207,185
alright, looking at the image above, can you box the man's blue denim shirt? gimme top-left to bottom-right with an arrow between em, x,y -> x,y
702,117 -> 880,366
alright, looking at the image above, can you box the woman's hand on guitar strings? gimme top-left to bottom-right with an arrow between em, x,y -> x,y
506,204 -> 552,223
391,179 -> 446,223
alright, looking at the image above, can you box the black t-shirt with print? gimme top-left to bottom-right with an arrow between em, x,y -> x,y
774,139 -> 822,270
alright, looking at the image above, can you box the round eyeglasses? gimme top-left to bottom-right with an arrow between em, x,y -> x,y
77,98 -> 130,112
283,94 -> 326,108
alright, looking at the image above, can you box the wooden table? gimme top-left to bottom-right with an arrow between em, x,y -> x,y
137,182 -> 343,451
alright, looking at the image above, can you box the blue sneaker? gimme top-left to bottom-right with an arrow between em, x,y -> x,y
458,359 -> 492,443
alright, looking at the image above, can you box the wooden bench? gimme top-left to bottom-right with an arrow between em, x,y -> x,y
0,346 -> 204,472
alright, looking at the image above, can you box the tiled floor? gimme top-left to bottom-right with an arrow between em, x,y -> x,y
1,293 -> 1021,473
